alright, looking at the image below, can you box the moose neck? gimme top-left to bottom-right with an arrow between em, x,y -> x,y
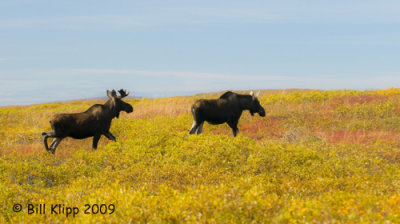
237,95 -> 253,111
104,99 -> 119,119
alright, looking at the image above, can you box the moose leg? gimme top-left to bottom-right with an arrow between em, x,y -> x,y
42,131 -> 56,151
189,121 -> 199,134
227,121 -> 239,137
49,138 -> 58,149
104,132 -> 116,141
92,135 -> 101,150
50,138 -> 62,154
43,135 -> 51,151
196,122 -> 204,134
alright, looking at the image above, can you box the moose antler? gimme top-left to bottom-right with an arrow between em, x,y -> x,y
118,89 -> 129,98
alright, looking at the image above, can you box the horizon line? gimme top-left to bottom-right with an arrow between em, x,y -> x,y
1,87 -> 398,108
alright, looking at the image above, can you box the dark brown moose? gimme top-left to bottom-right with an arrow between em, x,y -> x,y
42,89 -> 133,154
189,91 -> 265,137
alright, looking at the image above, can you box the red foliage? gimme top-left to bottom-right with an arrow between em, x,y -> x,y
330,95 -> 389,107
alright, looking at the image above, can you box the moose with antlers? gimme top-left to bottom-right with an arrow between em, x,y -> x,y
42,89 -> 133,154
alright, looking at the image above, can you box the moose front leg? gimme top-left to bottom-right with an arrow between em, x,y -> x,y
196,122 -> 204,134
92,135 -> 101,149
227,120 -> 239,137
104,132 -> 116,141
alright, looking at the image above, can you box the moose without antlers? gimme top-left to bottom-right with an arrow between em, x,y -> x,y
189,91 -> 266,137
42,89 -> 133,154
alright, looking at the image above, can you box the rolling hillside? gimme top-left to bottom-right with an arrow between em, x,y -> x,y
1,88 -> 400,223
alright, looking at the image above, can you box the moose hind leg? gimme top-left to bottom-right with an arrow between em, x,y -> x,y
43,135 -> 51,151
42,131 -> 56,137
49,138 -> 58,149
42,131 -> 56,151
189,121 -> 199,134
50,138 -> 62,154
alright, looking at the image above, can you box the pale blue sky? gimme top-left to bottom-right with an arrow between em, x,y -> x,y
1,0 -> 400,105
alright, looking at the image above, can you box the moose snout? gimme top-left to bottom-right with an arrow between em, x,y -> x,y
126,105 -> 134,113
259,108 -> 266,117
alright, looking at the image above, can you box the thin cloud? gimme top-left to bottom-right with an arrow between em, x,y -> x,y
54,68 -> 400,91
0,16 -> 146,30
1,1 -> 400,30
72,69 -> 291,81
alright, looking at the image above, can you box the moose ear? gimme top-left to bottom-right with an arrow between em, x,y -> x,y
250,91 -> 256,100
107,90 -> 118,98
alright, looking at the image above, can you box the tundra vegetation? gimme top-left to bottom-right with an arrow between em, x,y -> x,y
1,88 -> 400,223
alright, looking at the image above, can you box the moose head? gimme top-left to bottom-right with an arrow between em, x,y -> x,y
249,91 -> 265,117
107,89 -> 134,118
